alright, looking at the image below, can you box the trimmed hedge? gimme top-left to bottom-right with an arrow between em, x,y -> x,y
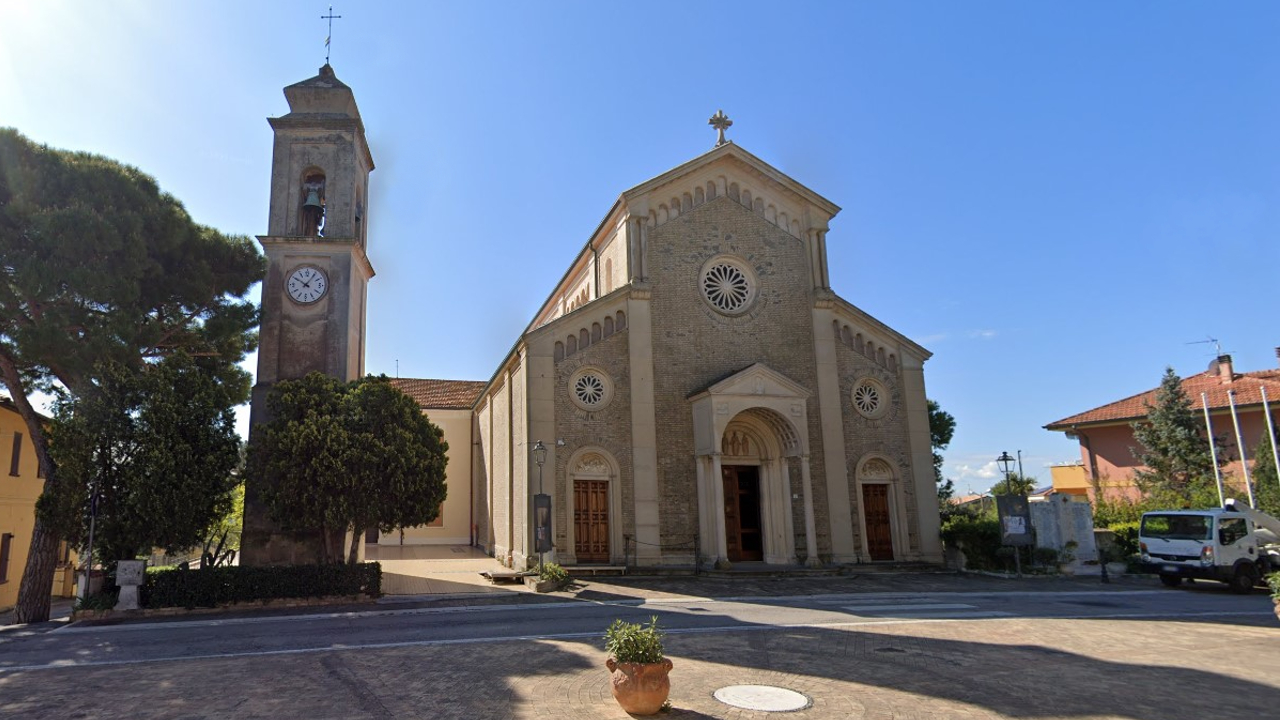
1108,521 -> 1140,560
142,562 -> 382,609
940,516 -> 1003,571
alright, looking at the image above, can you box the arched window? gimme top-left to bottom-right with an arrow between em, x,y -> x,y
299,170 -> 326,236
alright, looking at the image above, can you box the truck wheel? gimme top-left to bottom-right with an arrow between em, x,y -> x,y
1228,566 -> 1257,594
1159,574 -> 1182,588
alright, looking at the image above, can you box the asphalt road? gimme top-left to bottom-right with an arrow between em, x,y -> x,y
1,586 -> 1271,674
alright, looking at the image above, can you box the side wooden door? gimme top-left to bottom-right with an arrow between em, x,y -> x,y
861,483 -> 894,561
574,479 -> 609,563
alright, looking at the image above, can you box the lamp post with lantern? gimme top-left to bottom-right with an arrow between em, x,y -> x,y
996,451 -> 1023,578
532,441 -> 549,572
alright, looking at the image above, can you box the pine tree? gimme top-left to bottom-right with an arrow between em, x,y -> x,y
0,129 -> 263,621
1129,367 -> 1219,501
1253,429 -> 1280,517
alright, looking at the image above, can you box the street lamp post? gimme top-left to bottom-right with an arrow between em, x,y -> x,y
996,451 -> 1022,577
532,441 -> 548,572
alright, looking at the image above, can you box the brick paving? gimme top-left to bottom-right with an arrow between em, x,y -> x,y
4,608 -> 1278,718
7,564 -> 1280,719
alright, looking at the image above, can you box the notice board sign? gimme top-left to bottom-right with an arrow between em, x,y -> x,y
534,493 -> 553,552
996,494 -> 1034,547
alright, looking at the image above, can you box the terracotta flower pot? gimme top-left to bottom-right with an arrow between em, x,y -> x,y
605,657 -> 673,715
1273,598 -> 1280,623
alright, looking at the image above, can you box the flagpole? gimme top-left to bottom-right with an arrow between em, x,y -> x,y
1263,387 -> 1280,492
1202,392 -> 1226,507
1227,389 -> 1256,508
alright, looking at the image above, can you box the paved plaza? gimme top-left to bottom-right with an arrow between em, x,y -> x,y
3,560 -> 1278,720
4,612 -> 1278,719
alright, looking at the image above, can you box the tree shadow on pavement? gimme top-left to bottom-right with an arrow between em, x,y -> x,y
629,621 -> 1280,719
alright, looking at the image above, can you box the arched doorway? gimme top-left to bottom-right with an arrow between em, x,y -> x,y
566,449 -> 621,564
856,457 -> 900,561
714,410 -> 800,564
720,426 -> 766,561
689,363 -> 819,568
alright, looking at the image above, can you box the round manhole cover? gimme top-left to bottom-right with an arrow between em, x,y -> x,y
713,685 -> 811,712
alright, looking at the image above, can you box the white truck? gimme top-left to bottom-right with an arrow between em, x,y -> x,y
1139,499 -> 1280,593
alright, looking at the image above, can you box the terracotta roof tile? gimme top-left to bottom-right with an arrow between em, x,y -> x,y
1045,368 -> 1280,430
389,378 -> 487,410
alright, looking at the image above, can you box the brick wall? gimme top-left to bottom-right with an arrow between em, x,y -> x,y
552,328 -> 634,555
835,342 -> 921,555
645,196 -> 835,557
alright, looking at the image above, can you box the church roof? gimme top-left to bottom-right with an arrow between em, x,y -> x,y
284,63 -> 351,91
1044,366 -> 1280,430
621,141 -> 841,217
276,64 -> 364,123
390,378 -> 488,410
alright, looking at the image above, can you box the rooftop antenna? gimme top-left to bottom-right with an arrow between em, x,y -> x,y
395,359 -> 399,379
1186,336 -> 1222,357
322,5 -> 342,65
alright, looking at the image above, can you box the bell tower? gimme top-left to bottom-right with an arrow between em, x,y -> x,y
242,64 -> 375,565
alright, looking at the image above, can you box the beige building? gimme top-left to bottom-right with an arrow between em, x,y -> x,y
455,139 -> 943,570
244,65 -> 943,570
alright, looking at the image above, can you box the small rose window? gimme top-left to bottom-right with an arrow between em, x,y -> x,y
570,368 -> 613,411
852,378 -> 889,419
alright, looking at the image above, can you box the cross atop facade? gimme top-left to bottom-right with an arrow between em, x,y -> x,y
322,6 -> 342,65
709,109 -> 732,147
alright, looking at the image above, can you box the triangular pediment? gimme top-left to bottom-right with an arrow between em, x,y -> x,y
692,363 -> 810,401
620,143 -> 840,242
624,143 -> 838,215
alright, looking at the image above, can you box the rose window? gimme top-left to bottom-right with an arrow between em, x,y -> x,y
852,379 -> 888,419
701,260 -> 755,314
569,368 -> 613,411
575,374 -> 605,407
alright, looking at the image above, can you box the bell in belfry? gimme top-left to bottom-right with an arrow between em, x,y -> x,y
300,175 -> 326,236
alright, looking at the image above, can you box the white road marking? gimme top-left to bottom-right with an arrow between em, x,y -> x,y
840,603 -> 978,612
5,610 -> 1270,674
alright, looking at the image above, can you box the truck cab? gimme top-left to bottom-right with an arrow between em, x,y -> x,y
1139,502 -> 1278,593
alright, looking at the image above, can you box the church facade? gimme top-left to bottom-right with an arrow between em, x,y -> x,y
244,65 -> 943,570
463,140 -> 942,570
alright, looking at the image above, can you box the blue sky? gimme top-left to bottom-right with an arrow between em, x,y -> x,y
3,1 -> 1278,495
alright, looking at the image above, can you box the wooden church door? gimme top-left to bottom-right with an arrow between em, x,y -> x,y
862,484 -> 894,561
574,479 -> 609,563
722,466 -> 764,561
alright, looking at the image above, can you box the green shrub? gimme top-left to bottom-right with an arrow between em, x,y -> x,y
604,616 -> 665,664
1267,573 -> 1280,600
1109,521 -> 1140,559
538,562 -> 569,584
1092,496 -> 1144,528
1032,547 -> 1060,567
75,591 -> 119,612
940,515 -> 1003,571
141,562 -> 382,609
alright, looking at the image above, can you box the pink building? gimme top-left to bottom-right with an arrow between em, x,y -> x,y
1045,354 -> 1280,501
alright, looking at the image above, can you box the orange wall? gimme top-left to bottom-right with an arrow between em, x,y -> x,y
1071,406 -> 1276,501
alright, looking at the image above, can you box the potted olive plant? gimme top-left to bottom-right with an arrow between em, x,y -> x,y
604,616 -> 672,715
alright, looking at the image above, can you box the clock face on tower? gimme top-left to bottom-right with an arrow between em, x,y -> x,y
286,265 -> 328,304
